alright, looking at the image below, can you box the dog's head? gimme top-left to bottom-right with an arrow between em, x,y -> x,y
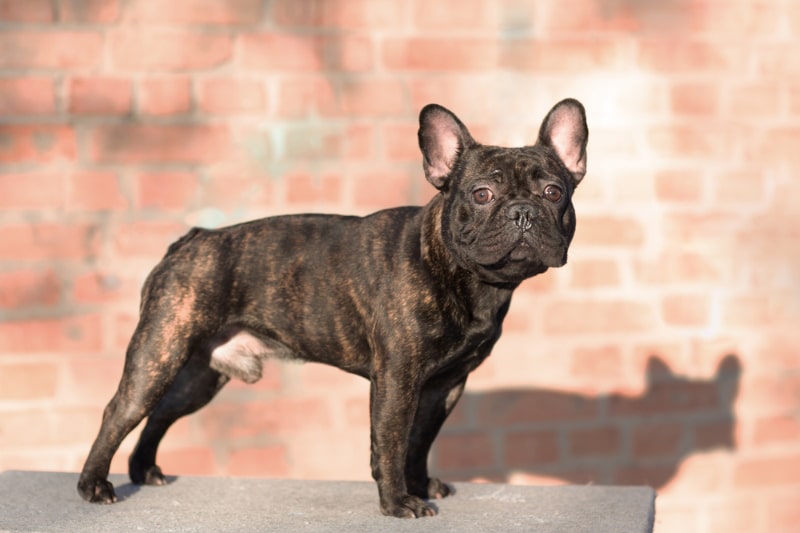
418,100 -> 588,285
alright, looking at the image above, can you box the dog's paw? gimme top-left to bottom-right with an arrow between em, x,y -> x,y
381,495 -> 437,518
426,477 -> 453,499
130,464 -> 167,486
77,477 -> 117,504
408,477 -> 453,500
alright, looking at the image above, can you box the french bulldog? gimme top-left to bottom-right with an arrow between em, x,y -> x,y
78,99 -> 588,518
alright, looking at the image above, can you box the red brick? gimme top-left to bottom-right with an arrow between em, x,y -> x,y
0,269 -> 61,309
60,356 -> 122,407
572,216 -> 645,248
129,0 -> 262,25
734,455 -> 800,487
283,124 -> 372,161
68,77 -> 132,116
477,391 -> 598,425
637,39 -> 745,73
227,446 -> 289,477
694,419 -> 736,450
505,430 -> 559,468
272,0 -> 403,29
0,314 -> 103,354
571,345 -> 624,380
0,0 -> 54,21
0,78 -> 56,115
568,259 -> 619,288
712,170 -> 765,204
72,272 -> 138,305
200,398 -> 333,440
413,0 -> 491,29
327,79 -> 407,117
110,30 -> 232,71
634,252 -> 726,285
286,173 -> 342,205
655,169 -> 705,202
0,172 -> 64,209
610,380 -> 720,416
157,448 -> 217,477
58,0 -> 120,23
727,82 -> 780,116
633,423 -> 683,458
0,31 -> 103,69
569,426 -> 621,457
139,77 -> 192,116
241,33 -> 324,71
0,362 -> 59,400
661,293 -> 710,327
198,78 -> 267,114
742,375 -> 800,412
434,432 -> 495,471
382,123 -> 418,161
136,172 -> 198,211
330,35 -> 374,72
543,300 -> 654,335
276,78 -> 333,118
200,171 -> 274,211
410,78 -> 493,119
613,464 -> 674,487
502,39 -> 626,72
0,125 -> 77,163
767,494 -> 800,532
114,221 -> 187,257
67,172 -> 129,211
382,38 -> 498,71
669,82 -> 719,116
89,124 -> 232,163
352,171 -> 413,209
754,415 -> 800,446
0,223 -> 101,262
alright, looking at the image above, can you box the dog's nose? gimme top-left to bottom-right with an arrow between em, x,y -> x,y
506,203 -> 535,231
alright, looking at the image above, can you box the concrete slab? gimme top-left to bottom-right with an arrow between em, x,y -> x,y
0,471 -> 654,532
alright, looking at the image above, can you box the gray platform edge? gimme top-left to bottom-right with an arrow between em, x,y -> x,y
0,471 -> 655,533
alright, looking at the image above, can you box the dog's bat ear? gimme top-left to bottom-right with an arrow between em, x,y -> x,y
418,104 -> 475,190
538,98 -> 588,185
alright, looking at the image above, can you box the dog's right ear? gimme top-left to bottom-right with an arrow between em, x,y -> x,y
418,104 -> 475,190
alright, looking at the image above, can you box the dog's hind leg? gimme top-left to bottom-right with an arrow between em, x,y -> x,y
128,351 -> 229,486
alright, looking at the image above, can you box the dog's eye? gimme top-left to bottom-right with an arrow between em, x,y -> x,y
472,188 -> 494,205
544,184 -> 562,202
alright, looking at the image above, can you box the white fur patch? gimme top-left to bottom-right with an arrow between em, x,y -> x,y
210,331 -> 271,383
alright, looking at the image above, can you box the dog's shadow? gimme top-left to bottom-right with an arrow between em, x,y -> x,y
112,476 -> 179,502
434,354 -> 741,488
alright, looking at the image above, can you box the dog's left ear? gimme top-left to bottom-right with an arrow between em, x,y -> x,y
418,104 -> 475,190
537,99 -> 588,185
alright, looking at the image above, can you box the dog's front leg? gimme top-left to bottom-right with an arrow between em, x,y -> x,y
369,371 -> 435,518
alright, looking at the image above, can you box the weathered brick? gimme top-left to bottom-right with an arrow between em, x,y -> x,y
0,269 -> 61,309
271,0 -> 403,29
67,172 -> 129,211
0,125 -> 77,163
129,0 -> 263,25
434,432 -> 495,471
568,426 -> 621,458
114,220 -> 187,257
0,362 -> 59,400
0,31 -> 103,69
0,0 -> 54,21
543,300 -> 655,335
0,314 -> 103,354
139,77 -> 192,116
661,293 -> 711,327
136,172 -> 198,211
383,38 -> 499,71
57,0 -> 120,23
734,455 -> 800,486
633,423 -> 684,458
89,124 -> 233,163
68,77 -> 132,116
0,78 -> 56,115
0,223 -> 101,261
0,172 -> 63,209
504,430 -> 560,468
110,30 -> 233,71
286,173 -> 342,205
227,446 -> 289,477
198,77 -> 267,114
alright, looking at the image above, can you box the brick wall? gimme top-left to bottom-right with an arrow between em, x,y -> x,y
0,1 -> 798,531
